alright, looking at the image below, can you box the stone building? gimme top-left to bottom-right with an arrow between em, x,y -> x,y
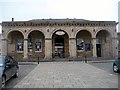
1,18 -> 118,61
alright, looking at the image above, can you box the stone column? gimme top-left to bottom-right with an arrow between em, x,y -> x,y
45,38 -> 52,59
23,39 -> 28,59
69,38 -> 76,58
92,38 -> 97,57
111,37 -> 118,58
2,39 -> 7,55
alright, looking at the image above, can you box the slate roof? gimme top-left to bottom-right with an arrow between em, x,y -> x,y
28,19 -> 89,24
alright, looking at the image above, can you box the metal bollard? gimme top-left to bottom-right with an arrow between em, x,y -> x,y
85,56 -> 87,63
38,57 -> 39,64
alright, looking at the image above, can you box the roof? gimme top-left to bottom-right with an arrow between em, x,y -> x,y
1,18 -> 117,26
28,19 -> 89,24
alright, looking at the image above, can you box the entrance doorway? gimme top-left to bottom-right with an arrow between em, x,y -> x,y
96,44 -> 101,57
52,30 -> 69,58
54,36 -> 64,58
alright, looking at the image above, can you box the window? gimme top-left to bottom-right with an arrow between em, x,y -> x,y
35,39 -> 42,52
5,56 -> 13,66
28,42 -> 32,52
96,38 -> 101,44
77,38 -> 92,51
77,38 -> 84,50
17,40 -> 23,52
85,43 -> 92,51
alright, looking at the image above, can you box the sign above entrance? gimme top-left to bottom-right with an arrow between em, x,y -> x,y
55,31 -> 65,35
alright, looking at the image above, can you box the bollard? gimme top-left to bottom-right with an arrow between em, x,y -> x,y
38,57 -> 39,64
85,56 -> 87,63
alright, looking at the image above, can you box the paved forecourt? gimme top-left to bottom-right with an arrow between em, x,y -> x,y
14,61 -> 118,88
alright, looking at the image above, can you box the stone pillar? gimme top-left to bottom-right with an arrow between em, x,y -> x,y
92,38 -> 97,57
45,38 -> 52,59
69,38 -> 76,58
23,39 -> 28,59
2,39 -> 7,55
112,37 -> 118,58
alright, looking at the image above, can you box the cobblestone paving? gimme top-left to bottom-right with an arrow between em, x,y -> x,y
14,62 -> 118,88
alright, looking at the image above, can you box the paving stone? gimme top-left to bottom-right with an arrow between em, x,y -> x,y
14,62 -> 118,88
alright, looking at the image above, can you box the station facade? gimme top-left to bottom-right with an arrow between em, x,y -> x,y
1,19 -> 118,61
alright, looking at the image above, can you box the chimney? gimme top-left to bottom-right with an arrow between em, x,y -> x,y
12,18 -> 14,22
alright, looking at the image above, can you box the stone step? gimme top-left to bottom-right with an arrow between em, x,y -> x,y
16,57 -> 115,62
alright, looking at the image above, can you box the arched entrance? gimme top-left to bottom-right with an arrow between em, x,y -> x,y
28,30 -> 45,58
96,30 -> 112,57
7,31 -> 24,59
52,30 -> 69,58
76,30 -> 92,57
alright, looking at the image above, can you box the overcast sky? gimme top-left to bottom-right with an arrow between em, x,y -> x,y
0,0 -> 120,33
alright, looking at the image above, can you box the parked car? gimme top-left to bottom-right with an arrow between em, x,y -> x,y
113,58 -> 120,73
0,55 -> 19,88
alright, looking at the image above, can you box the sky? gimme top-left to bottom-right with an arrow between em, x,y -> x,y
0,0 -> 120,33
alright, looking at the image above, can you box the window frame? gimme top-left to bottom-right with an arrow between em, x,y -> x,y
35,39 -> 42,52
16,39 -> 24,53
77,38 -> 84,52
85,43 -> 92,51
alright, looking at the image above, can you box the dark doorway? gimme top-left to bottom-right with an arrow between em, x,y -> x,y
96,44 -> 101,57
54,36 -> 64,58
